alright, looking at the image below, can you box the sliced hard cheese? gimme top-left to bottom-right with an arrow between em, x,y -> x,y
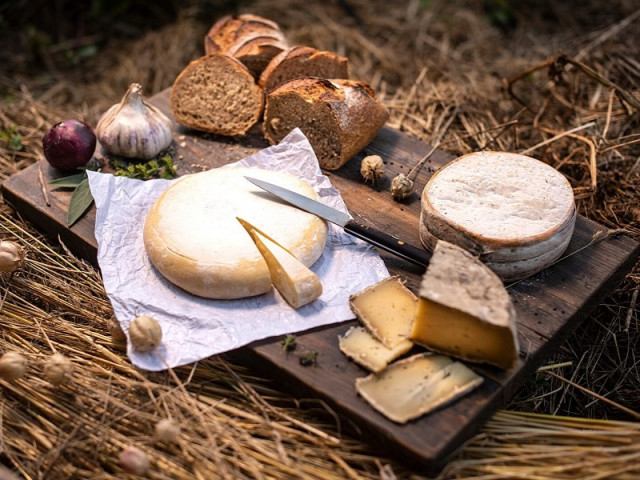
339,326 -> 412,373
410,241 -> 519,369
349,276 -> 417,348
237,218 -> 322,308
355,353 -> 483,424
143,167 -> 327,299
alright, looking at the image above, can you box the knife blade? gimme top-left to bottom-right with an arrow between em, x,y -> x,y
245,176 -> 431,269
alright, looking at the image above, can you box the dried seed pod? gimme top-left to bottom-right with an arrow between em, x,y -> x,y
0,241 -> 25,273
118,445 -> 150,475
391,173 -> 415,200
360,155 -> 385,184
108,317 -> 127,343
44,353 -> 74,385
154,418 -> 181,443
0,351 -> 27,381
128,315 -> 162,352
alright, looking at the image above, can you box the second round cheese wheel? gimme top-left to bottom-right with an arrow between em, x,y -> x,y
419,151 -> 576,281
143,167 -> 328,299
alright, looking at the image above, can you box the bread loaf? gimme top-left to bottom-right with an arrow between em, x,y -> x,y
259,46 -> 349,92
170,53 -> 264,136
204,14 -> 288,79
263,77 -> 389,170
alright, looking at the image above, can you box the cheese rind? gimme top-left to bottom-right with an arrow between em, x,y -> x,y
238,218 -> 323,308
143,168 -> 327,299
355,353 -> 483,424
410,240 -> 519,369
349,276 -> 418,348
420,151 -> 576,280
339,326 -> 413,373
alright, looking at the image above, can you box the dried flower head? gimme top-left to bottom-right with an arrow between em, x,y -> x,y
360,155 -> 385,184
118,445 -> 150,475
128,315 -> 162,352
0,241 -> 25,274
390,173 -> 415,200
44,353 -> 74,385
108,317 -> 127,343
155,418 -> 181,443
0,351 -> 27,381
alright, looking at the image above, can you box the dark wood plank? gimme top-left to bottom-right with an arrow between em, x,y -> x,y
2,88 -> 638,476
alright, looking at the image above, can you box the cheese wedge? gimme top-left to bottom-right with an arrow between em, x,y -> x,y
349,276 -> 418,348
355,353 -> 483,424
339,326 -> 413,373
238,218 -> 322,309
410,240 -> 519,369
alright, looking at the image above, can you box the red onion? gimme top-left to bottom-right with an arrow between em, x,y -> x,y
43,119 -> 96,171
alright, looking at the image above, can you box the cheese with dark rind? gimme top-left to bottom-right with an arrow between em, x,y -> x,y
410,240 -> 519,369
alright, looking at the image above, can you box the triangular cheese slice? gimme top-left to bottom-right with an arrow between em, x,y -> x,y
410,240 -> 519,369
238,217 -> 322,309
349,276 -> 417,348
339,326 -> 413,373
355,353 -> 483,424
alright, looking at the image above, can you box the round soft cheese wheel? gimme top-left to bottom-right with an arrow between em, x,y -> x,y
420,151 -> 576,280
143,167 -> 328,299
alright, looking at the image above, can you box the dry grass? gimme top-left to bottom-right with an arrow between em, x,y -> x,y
0,0 -> 639,478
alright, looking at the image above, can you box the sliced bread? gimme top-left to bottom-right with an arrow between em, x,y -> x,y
259,46 -> 349,92
263,77 -> 389,170
204,14 -> 282,55
170,53 -> 264,136
227,33 -> 289,79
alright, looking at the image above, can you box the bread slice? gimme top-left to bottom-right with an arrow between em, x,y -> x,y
228,34 -> 289,79
263,78 -> 389,170
170,53 -> 264,136
259,46 -> 349,92
204,14 -> 282,55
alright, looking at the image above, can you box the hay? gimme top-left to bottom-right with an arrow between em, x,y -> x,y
1,0 -> 639,477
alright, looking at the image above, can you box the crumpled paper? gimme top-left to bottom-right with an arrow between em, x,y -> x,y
87,128 -> 389,371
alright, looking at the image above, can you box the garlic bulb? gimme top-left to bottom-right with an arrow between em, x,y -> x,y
390,173 -> 415,200
154,418 -> 181,443
44,353 -> 74,385
119,446 -> 150,475
0,351 -> 27,381
128,314 -> 162,352
0,240 -> 25,273
96,83 -> 172,160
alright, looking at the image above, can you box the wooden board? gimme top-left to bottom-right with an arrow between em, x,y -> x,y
2,89 -> 639,476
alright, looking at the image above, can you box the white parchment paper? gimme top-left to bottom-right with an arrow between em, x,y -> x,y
88,128 -> 389,371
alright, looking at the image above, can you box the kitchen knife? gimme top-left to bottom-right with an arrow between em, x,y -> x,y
245,176 -> 432,269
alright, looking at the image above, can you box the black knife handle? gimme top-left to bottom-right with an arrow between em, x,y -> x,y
344,220 -> 431,270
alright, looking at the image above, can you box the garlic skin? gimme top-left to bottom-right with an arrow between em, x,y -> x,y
118,446 -> 150,475
128,314 -> 162,352
44,353 -> 74,385
360,155 -> 385,184
0,241 -> 25,273
155,418 -> 181,443
96,83 -> 173,160
0,351 -> 27,381
391,173 -> 415,200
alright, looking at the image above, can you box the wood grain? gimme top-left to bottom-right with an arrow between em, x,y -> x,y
2,88 -> 638,476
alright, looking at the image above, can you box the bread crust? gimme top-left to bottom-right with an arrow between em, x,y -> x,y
204,14 -> 283,55
263,77 -> 388,170
170,53 -> 264,136
259,46 -> 349,91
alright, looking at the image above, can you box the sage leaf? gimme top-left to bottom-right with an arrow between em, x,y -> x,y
67,177 -> 94,227
50,172 -> 87,189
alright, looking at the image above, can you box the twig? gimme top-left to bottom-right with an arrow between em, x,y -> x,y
544,370 -> 640,420
38,165 -> 51,207
519,121 -> 595,155
625,287 -> 639,332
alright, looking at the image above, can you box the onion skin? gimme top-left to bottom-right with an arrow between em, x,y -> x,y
43,119 -> 97,171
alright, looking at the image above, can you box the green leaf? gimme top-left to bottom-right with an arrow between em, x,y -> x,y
50,172 -> 87,188
67,177 -> 94,227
